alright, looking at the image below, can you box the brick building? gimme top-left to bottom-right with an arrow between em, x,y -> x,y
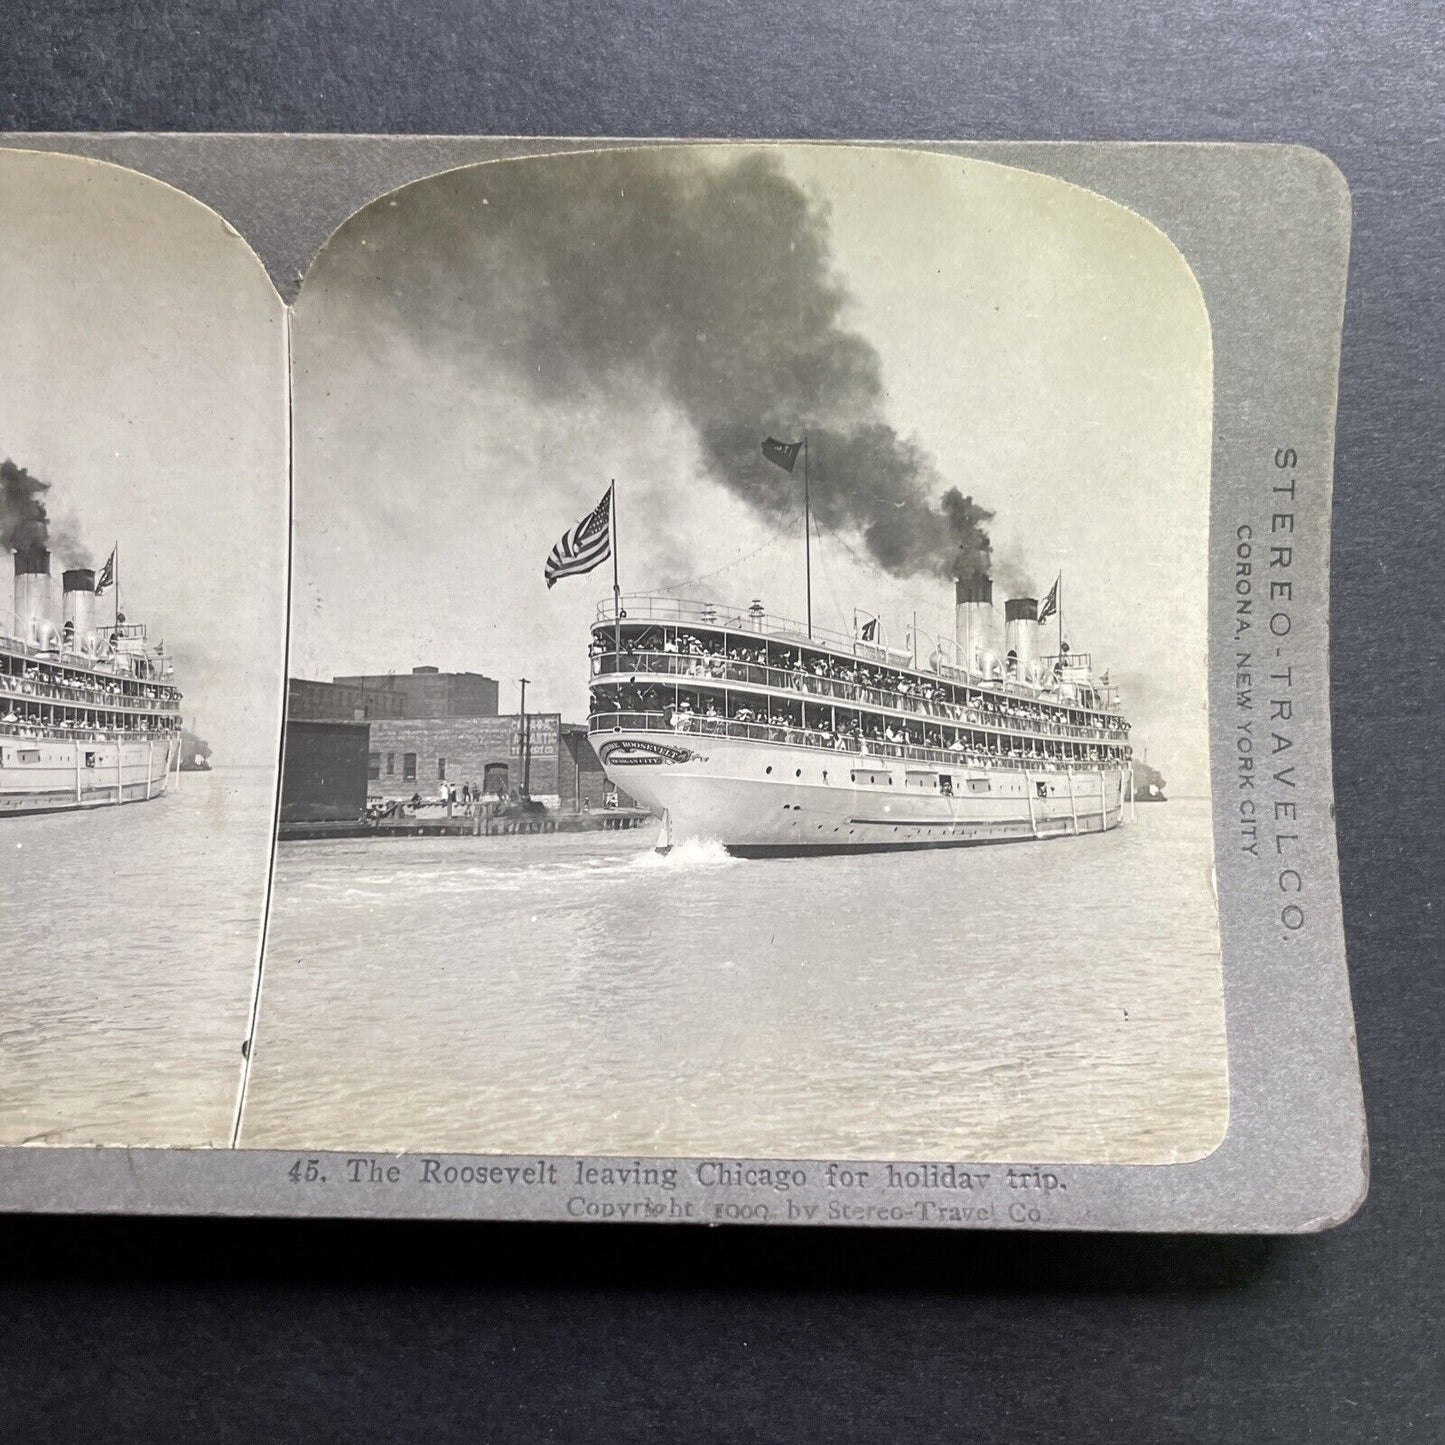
288,677 -> 406,722
366,713 -> 619,811
332,666 -> 499,719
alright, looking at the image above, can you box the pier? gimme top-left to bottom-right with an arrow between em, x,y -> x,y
278,807 -> 654,843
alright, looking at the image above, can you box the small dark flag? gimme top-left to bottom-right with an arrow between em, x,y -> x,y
1038,574 -> 1059,624
762,437 -> 802,473
858,615 -> 878,643
94,548 -> 116,596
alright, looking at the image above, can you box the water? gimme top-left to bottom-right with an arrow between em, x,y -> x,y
0,768 -> 274,1147
243,800 -> 1227,1164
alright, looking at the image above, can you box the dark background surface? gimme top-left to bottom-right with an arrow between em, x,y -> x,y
2,3 -> 1440,1440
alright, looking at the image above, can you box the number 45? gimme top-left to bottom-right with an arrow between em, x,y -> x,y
287,1158 -> 322,1184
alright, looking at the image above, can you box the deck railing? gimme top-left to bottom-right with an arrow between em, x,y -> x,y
1,631 -> 173,684
0,719 -> 180,743
588,712 -> 1123,774
590,651 -> 1129,743
0,675 -> 180,712
594,594 -> 897,660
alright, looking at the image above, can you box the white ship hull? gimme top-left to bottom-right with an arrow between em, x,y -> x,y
593,726 -> 1127,856
0,734 -> 181,816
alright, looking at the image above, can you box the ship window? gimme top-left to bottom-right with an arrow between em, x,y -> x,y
438,757 -> 447,781
386,752 -> 395,776
403,752 -> 417,781
368,752 -> 381,780
85,751 -> 97,769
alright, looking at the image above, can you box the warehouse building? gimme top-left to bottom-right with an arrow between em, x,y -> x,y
366,713 -> 620,811
288,677 -> 406,722
280,718 -> 371,823
332,666 -> 499,719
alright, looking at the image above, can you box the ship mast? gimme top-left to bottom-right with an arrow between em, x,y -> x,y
803,437 -> 812,640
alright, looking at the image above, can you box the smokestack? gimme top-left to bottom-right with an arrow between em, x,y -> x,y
13,546 -> 55,646
0,549 -> 12,642
62,567 -> 96,651
1005,597 -> 1040,677
954,549 -> 1003,675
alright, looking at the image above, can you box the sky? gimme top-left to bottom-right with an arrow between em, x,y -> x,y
290,145 -> 1212,792
0,149 -> 288,766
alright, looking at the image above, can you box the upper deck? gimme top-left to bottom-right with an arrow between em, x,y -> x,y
591,594 -> 1125,731
1,628 -> 182,743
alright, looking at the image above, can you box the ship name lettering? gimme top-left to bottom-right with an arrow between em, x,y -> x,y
419,1158 -> 559,1187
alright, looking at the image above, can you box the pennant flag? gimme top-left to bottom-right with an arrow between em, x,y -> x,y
545,486 -> 613,588
94,547 -> 116,596
761,437 -> 802,473
857,613 -> 879,643
1038,574 -> 1059,624
1100,669 -> 1110,686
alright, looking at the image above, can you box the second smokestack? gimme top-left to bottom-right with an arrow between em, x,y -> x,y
1005,596 -> 1040,677
62,567 -> 97,650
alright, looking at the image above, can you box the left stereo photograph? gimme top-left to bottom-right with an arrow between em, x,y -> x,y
0,149 -> 289,1148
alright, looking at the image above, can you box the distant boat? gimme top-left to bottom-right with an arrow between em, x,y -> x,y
1134,759 -> 1167,802
180,727 -> 212,772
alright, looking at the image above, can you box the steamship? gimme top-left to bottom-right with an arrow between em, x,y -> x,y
1,546 -> 183,816
587,566 -> 1133,856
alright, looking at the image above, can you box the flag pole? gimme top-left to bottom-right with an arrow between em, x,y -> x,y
610,480 -> 621,661
803,436 -> 812,639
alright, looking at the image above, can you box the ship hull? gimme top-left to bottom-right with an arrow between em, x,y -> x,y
0,735 -> 181,817
592,727 -> 1127,855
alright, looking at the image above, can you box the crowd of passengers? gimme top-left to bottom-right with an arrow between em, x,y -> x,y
1,700 -> 179,740
592,687 -> 1124,770
0,661 -> 176,706
591,632 -> 1126,738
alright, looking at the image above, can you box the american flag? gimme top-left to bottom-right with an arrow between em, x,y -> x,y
545,485 -> 613,588
1038,574 -> 1059,624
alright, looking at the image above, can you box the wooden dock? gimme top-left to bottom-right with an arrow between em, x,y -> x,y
279,808 -> 654,843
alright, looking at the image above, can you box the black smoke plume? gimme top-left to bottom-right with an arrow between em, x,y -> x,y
318,148 -> 995,582
1,458 -> 50,552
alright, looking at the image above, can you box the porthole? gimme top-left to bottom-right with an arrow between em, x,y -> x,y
795,768 -> 802,778
765,765 -> 772,775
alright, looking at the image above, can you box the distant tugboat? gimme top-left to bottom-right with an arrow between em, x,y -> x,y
180,726 -> 212,773
1,545 -> 182,815
1134,759 -> 1167,802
